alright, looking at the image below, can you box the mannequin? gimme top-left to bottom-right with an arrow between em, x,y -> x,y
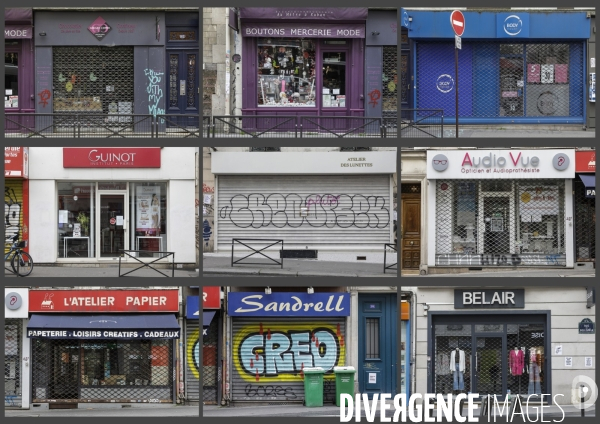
509,347 -> 525,376
528,348 -> 542,395
449,347 -> 465,391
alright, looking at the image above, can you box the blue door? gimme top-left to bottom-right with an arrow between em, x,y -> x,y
165,50 -> 199,129
358,294 -> 397,398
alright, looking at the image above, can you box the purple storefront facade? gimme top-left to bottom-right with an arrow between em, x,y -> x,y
5,8 -> 36,129
239,8 -> 367,122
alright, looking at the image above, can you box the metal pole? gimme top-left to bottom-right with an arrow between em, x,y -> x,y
455,46 -> 459,138
581,384 -> 585,417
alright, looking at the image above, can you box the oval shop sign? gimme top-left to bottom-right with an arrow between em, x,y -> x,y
436,74 -> 454,94
503,15 -> 523,36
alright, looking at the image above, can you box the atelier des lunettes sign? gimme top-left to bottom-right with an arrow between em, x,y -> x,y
228,292 -> 350,316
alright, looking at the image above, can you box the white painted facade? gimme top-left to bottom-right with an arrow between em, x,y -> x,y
28,147 -> 196,264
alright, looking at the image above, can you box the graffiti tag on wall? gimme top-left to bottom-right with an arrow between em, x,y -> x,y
5,187 -> 21,243
220,193 -> 389,229
435,253 -> 566,266
233,322 -> 345,383
186,329 -> 200,379
144,69 -> 165,122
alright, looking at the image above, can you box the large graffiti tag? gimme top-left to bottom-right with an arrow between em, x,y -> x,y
186,329 -> 200,379
144,69 -> 165,122
5,187 -> 21,244
220,193 -> 389,229
234,322 -> 345,383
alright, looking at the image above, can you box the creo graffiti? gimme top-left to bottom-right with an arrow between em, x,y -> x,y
233,322 -> 345,383
186,329 -> 200,379
219,193 -> 389,229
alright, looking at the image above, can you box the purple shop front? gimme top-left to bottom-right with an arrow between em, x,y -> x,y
5,8 -> 36,132
239,8 -> 367,130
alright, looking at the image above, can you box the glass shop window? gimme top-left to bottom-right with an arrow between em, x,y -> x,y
129,182 -> 168,257
322,52 -> 346,107
257,38 -> 316,107
5,53 -> 19,109
434,324 -> 472,395
57,182 -> 96,258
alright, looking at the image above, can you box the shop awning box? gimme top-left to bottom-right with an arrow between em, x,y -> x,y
27,314 -> 180,339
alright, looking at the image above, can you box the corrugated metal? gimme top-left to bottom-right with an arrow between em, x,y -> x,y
5,180 -> 24,254
217,175 -> 392,251
231,318 -> 346,403
185,319 -> 199,402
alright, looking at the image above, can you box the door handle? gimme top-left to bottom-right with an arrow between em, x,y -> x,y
410,241 -> 414,245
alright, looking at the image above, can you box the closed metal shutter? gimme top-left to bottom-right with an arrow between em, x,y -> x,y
231,318 -> 346,403
203,314 -> 219,404
416,42 -> 584,120
5,180 -> 24,254
382,46 -> 398,120
31,339 -> 173,402
52,47 -> 134,117
5,319 -> 22,407
574,179 -> 595,261
434,180 -> 566,266
185,319 -> 199,402
216,175 -> 392,252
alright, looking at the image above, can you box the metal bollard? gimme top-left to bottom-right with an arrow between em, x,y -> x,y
581,384 -> 585,417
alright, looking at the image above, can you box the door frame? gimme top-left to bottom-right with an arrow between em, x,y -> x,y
478,183 -> 516,255
400,182 -> 423,271
358,293 -> 397,398
165,48 -> 200,119
96,190 -> 129,261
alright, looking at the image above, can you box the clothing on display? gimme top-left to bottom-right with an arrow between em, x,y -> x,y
450,348 -> 465,391
436,353 -> 450,375
453,362 -> 465,391
527,348 -> 543,395
509,347 -> 525,376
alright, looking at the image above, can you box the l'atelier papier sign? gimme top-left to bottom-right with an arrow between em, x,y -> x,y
228,292 -> 350,316
454,289 -> 525,309
29,290 -> 179,312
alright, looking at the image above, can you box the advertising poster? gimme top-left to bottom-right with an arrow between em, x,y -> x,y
591,73 -> 596,103
136,186 -> 160,235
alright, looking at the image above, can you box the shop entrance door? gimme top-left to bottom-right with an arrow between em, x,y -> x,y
358,294 -> 397,398
499,55 -> 524,117
98,193 -> 128,259
165,50 -> 199,129
50,342 -> 79,400
401,187 -> 421,270
482,196 -> 511,254
473,336 -> 504,397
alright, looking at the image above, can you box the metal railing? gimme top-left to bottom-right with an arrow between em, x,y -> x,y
118,250 -> 175,277
231,239 -> 283,268
212,115 -> 298,137
155,114 -> 201,138
400,109 -> 444,138
300,116 -> 382,138
384,243 -> 398,274
203,116 -> 211,138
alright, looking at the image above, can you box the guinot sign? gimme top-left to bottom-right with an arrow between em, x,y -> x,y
63,148 -> 161,168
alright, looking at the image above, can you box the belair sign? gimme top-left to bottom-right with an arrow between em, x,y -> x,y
427,149 -> 575,180
228,292 -> 350,317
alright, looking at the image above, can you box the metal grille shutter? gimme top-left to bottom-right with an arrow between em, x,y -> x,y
382,46 -> 398,119
216,175 -> 392,252
416,42 -> 584,119
185,319 -> 199,402
5,180 -> 24,254
574,179 -> 595,261
5,319 -> 22,407
203,315 -> 219,404
52,47 -> 134,115
231,318 -> 346,403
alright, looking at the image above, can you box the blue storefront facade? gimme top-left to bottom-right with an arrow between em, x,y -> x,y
401,9 -> 591,124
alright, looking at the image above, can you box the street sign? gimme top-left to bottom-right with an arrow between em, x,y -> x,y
455,35 -> 462,50
450,10 -> 465,37
110,217 -> 116,225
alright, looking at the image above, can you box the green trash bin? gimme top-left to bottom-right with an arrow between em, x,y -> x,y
303,367 -> 325,407
334,366 -> 356,407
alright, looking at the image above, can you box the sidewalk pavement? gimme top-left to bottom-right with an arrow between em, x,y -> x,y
5,265 -> 199,278
203,254 -> 397,277
203,402 -> 594,418
5,405 -> 199,417
442,128 -> 595,138
404,268 -> 595,278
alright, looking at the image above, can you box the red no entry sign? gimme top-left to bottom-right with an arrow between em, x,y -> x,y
110,217 -> 116,225
450,10 -> 465,37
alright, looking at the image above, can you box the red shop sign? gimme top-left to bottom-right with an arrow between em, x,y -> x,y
576,151 -> 596,173
5,147 -> 29,178
203,286 -> 221,309
63,148 -> 161,168
29,289 -> 179,312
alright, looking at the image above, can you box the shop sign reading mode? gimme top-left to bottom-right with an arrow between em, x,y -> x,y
455,289 -> 525,309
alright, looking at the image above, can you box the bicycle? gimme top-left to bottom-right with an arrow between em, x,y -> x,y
4,234 -> 34,277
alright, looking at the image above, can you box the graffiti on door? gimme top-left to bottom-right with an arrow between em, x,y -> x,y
186,329 -> 200,379
233,322 -> 345,383
220,193 -> 390,228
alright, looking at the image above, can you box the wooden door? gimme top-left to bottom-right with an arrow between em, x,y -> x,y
401,191 -> 421,269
